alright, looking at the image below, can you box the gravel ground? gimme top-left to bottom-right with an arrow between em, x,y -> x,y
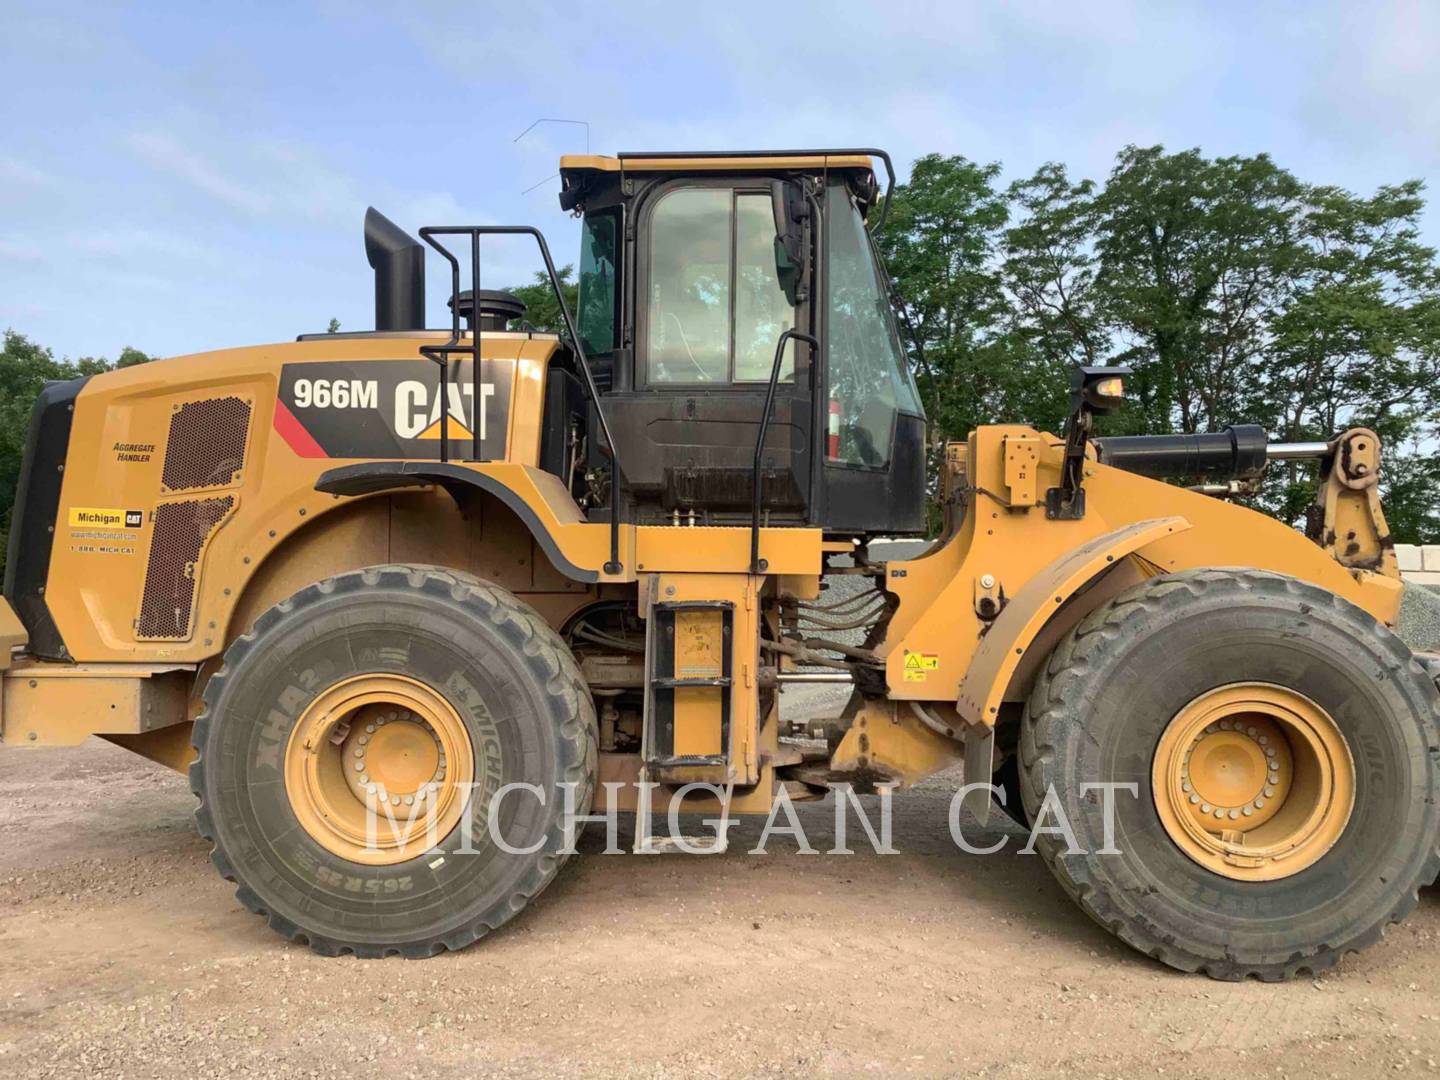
1399,583 -> 1440,653
1,735 -> 1439,1078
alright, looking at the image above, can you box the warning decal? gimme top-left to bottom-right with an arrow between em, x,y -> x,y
903,652 -> 940,682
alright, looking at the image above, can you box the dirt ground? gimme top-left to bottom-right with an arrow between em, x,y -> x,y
1,727 -> 1438,1078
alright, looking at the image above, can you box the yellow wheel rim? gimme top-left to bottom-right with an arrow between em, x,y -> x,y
284,674 -> 475,866
1152,683 -> 1354,882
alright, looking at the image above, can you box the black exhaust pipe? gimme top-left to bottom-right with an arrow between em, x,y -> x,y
364,207 -> 425,331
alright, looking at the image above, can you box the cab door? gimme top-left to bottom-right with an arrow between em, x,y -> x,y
595,178 -> 815,526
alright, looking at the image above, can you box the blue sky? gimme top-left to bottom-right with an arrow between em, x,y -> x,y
3,0 -> 1438,361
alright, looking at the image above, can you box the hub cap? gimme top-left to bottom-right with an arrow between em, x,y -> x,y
1152,683 -> 1354,881
284,674 -> 474,865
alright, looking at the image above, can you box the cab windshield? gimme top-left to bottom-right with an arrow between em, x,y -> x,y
825,184 -> 922,467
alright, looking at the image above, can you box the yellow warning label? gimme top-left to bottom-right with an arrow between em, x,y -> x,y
69,507 -> 126,528
68,507 -> 143,530
903,653 -> 940,682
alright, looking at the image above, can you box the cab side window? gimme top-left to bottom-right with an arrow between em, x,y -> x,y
646,187 -> 795,385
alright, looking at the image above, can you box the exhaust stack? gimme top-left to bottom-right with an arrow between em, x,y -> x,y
364,207 -> 425,331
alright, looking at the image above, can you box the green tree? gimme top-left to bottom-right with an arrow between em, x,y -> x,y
881,145 -> 1440,542
1000,162 -> 1107,433
875,154 -> 1019,441
326,318 -> 341,334
501,266 -> 578,334
1261,181 -> 1440,531
1094,146 -> 1304,436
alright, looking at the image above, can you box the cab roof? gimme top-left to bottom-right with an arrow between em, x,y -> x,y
557,148 -> 894,224
559,151 -> 879,180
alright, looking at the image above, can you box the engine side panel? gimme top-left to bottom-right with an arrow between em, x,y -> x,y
27,332 -> 564,662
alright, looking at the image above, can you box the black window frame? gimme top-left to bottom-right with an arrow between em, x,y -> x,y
634,176 -> 810,392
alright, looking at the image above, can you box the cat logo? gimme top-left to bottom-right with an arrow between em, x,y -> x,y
394,380 -> 496,441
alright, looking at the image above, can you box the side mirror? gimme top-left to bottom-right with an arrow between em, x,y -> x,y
770,180 -> 809,305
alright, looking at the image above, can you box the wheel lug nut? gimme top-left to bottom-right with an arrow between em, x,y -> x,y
1242,807 -> 1254,817
1189,794 -> 1201,805
1201,803 -> 1213,813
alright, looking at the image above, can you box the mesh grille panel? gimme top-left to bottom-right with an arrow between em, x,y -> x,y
161,397 -> 252,491
137,497 -> 234,639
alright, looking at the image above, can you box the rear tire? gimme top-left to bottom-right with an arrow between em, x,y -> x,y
191,564 -> 597,957
1018,568 -> 1440,980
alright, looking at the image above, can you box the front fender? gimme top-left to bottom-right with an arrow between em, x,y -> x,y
955,517 -> 1190,726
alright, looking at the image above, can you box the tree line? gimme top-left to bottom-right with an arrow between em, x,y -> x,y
874,146 -> 1440,541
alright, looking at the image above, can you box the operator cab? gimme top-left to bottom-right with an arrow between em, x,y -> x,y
558,150 -> 927,536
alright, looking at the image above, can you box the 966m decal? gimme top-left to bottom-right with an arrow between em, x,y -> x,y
275,358 -> 513,460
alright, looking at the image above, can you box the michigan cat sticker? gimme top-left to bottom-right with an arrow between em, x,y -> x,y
68,507 -> 143,529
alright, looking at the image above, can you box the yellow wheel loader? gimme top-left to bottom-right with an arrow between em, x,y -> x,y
1,149 -> 1436,979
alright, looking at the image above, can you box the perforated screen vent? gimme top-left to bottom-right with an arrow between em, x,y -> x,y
161,397 -> 252,492
136,496 -> 234,639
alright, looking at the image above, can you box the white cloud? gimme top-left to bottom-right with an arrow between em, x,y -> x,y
65,226 -> 222,267
1301,0 -> 1440,157
0,239 -> 44,262
0,158 -> 55,188
126,130 -> 270,215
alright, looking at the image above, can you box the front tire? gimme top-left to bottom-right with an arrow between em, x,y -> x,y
191,564 -> 597,957
1018,568 -> 1440,980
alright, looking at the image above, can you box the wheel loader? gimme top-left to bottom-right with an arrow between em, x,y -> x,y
1,148 -> 1436,980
